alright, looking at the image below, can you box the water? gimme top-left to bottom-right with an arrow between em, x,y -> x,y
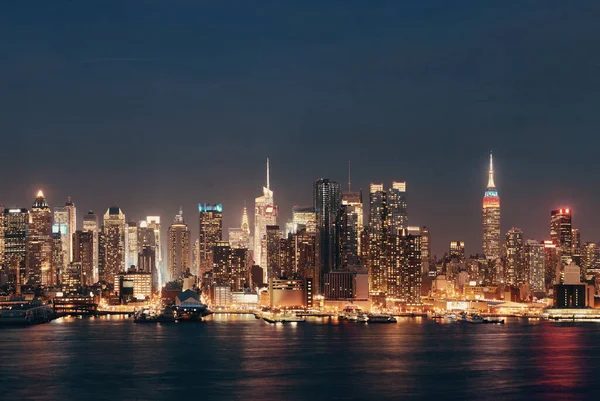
1,315 -> 599,400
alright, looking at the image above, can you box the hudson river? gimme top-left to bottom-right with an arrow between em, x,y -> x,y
1,315 -> 598,400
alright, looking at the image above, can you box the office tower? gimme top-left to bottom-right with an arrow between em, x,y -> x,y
505,228 -> 524,286
254,158 -> 278,273
198,203 -> 223,275
212,241 -> 231,287
73,230 -> 94,285
192,238 -> 200,274
314,178 -> 342,289
212,241 -> 249,292
98,229 -> 106,281
64,197 -> 76,261
83,211 -> 99,282
138,245 -> 157,291
279,235 -> 294,278
550,208 -> 572,264
266,225 -> 282,280
482,152 -> 501,260
3,208 -> 28,286
291,227 -> 317,280
146,216 -> 162,278
388,181 -> 408,235
388,229 -> 422,303
449,241 -> 465,263
420,226 -> 431,272
168,208 -> 190,281
525,240 -> 545,294
53,205 -> 70,272
582,242 -> 600,275
51,233 -> 63,281
103,206 -> 126,284
571,227 -> 581,266
368,183 -> 389,294
126,221 -> 139,269
292,206 -> 317,234
26,191 -> 54,285
543,240 -> 560,290
229,207 -> 251,250
337,197 -> 361,269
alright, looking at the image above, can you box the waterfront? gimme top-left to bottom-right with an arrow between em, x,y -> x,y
1,316 -> 599,400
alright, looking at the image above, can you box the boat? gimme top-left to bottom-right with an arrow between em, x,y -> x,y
366,314 -> 397,323
133,307 -> 175,323
0,300 -> 57,325
427,310 -> 444,319
463,313 -> 484,324
443,313 -> 457,320
483,317 -> 505,324
262,312 -> 306,324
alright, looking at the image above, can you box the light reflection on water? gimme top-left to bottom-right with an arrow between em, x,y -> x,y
1,316 -> 599,400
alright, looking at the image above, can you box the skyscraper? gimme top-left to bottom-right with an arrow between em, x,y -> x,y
138,245 -> 157,290
582,242 -> 600,274
314,178 -> 342,289
388,181 -> 408,235
168,208 -> 190,281
53,205 -> 70,273
103,206 -> 126,284
367,183 -> 389,294
550,208 -> 573,264
505,228 -> 524,286
146,216 -> 162,280
126,221 -> 139,269
26,191 -> 54,285
525,240 -> 545,294
420,226 -> 431,273
388,229 -> 422,303
266,225 -> 282,280
198,203 -> 223,275
449,241 -> 466,263
73,230 -> 94,285
228,206 -> 251,250
292,206 -> 317,234
337,196 -> 361,269
482,152 -> 501,261
64,197 -> 76,261
83,211 -> 99,282
3,208 -> 28,286
254,158 -> 278,274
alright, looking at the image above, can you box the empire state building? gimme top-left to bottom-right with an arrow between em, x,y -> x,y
482,152 -> 500,260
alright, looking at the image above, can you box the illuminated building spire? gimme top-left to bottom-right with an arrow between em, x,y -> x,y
266,157 -> 270,190
241,205 -> 249,234
487,151 -> 495,188
348,160 -> 351,192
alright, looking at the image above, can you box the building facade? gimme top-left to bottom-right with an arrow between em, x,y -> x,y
482,153 -> 501,261
198,203 -> 223,276
254,159 -> 278,275
168,208 -> 190,281
388,181 -> 408,235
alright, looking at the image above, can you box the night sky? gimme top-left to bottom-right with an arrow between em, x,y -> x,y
2,1 -> 600,257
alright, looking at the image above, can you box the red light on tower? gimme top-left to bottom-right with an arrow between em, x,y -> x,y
566,208 -> 570,214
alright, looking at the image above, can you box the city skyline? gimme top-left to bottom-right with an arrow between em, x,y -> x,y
0,154 -> 586,259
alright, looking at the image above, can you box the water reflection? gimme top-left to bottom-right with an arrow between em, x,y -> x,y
1,317 -> 599,400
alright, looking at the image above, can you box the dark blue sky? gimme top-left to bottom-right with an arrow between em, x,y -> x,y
1,1 -> 600,257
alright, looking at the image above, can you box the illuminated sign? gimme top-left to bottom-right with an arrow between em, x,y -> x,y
485,190 -> 498,197
198,204 -> 223,213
